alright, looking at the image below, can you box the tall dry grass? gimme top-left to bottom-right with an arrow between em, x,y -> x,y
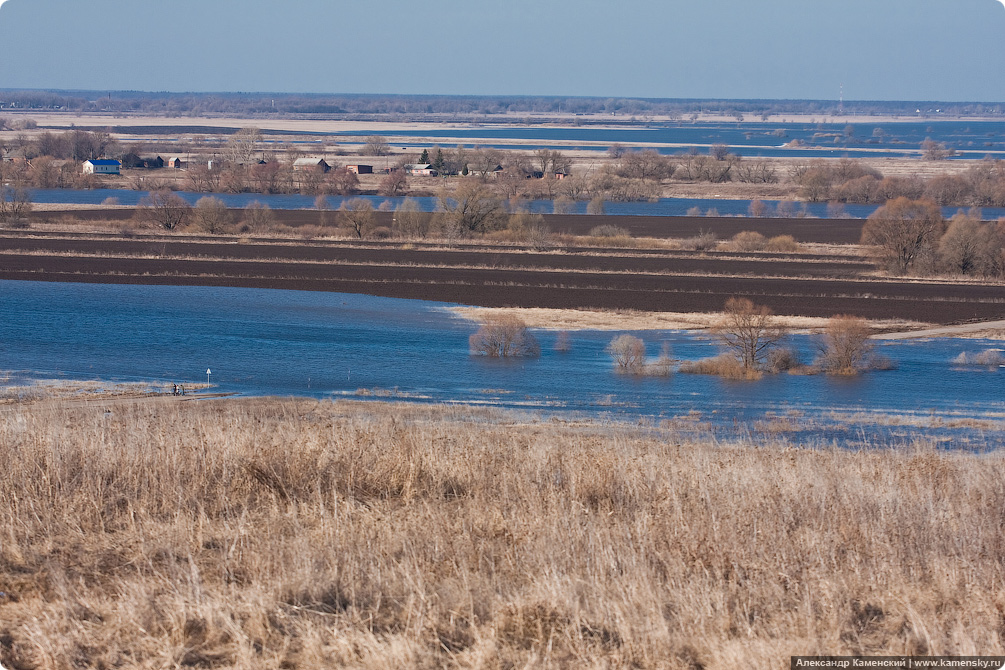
1,397 -> 1004,669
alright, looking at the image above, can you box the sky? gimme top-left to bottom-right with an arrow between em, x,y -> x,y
1,0 -> 1004,101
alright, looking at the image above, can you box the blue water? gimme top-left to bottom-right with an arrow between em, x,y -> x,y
27,188 -> 1005,221
343,121 -> 1005,159
3,280 -> 1003,447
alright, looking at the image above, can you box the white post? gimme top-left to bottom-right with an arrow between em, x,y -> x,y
206,368 -> 212,385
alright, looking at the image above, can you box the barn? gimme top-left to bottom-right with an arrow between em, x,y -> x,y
293,157 -> 331,173
82,159 -> 121,175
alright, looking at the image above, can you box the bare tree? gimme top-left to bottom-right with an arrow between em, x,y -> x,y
361,135 -> 391,156
714,298 -> 785,372
747,199 -> 770,218
921,138 -> 955,161
437,182 -> 506,236
326,168 -> 360,196
226,127 -> 261,164
533,149 -> 571,177
606,334 -> 646,373
553,195 -> 575,215
392,198 -> 430,238
924,174 -> 971,206
337,198 -> 375,239
470,146 -> 503,177
617,149 -> 675,181
586,196 -> 606,215
378,170 -> 408,196
938,211 -> 1004,276
0,165 -> 32,225
188,162 -> 223,192
861,197 -> 945,274
469,315 -> 540,357
710,143 -> 730,161
192,196 -> 232,234
137,190 -> 192,230
242,201 -> 275,232
816,315 -> 873,375
314,194 -> 332,227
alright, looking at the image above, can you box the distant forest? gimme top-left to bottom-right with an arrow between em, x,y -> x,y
0,90 -> 1003,121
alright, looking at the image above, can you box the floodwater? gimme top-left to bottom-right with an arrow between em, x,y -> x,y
2,280 -> 1003,447
27,188 -> 1005,220
344,120 -> 1005,159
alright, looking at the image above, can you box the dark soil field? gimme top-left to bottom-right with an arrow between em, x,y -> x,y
34,209 -> 866,244
3,230 -> 1003,323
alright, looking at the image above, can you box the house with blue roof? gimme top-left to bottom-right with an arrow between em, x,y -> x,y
83,159 -> 121,175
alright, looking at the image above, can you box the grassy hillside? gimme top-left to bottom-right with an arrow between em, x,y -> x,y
1,397 -> 1003,668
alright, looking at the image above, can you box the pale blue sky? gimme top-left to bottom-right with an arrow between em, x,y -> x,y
1,0 -> 1004,100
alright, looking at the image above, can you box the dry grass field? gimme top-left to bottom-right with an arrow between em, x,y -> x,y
1,397 -> 1004,669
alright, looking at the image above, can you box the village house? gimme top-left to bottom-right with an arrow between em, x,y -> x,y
82,159 -> 121,175
345,164 -> 373,175
404,163 -> 438,177
293,157 -> 331,173
165,155 -> 187,169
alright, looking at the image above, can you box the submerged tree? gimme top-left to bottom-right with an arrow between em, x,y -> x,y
606,334 -> 646,373
816,315 -> 873,375
469,315 -> 540,358
714,298 -> 784,372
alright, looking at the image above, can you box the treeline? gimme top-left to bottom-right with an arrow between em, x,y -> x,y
1,90 -> 1003,119
862,198 -> 1005,277
794,158 -> 1005,208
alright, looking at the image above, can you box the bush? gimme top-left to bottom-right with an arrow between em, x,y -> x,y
193,196 -> 232,234
469,316 -> 540,358
589,224 -> 631,238
554,331 -> 572,353
648,342 -> 676,377
953,349 -> 1005,367
606,334 -> 646,373
586,197 -> 606,215
764,235 -> 800,252
679,230 -> 717,251
679,354 -> 755,380
816,315 -> 873,375
766,348 -> 801,373
136,189 -> 192,230
730,231 -> 766,251
747,199 -> 771,217
242,201 -> 275,232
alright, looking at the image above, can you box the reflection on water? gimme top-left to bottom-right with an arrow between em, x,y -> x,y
28,188 -> 1005,220
2,280 -> 1002,448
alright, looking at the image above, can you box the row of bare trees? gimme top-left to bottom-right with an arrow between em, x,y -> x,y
605,299 -> 876,378
795,158 -> 1005,208
861,197 -> 1005,276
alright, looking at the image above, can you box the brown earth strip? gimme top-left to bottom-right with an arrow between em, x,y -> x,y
3,251 -> 1003,323
0,235 -> 872,278
32,208 -> 866,244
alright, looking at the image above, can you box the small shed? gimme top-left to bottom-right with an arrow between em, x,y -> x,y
82,159 -> 121,175
293,157 -> 331,173
165,156 -> 187,169
345,164 -> 373,175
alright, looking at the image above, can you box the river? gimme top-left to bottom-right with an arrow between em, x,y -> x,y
2,280 -> 1003,447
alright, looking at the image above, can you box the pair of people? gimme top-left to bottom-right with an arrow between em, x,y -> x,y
171,384 -> 186,396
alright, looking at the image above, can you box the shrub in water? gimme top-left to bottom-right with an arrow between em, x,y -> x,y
469,315 -> 540,358
606,334 -> 646,373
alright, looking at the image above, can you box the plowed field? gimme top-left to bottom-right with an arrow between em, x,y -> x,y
2,231 -> 1002,324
